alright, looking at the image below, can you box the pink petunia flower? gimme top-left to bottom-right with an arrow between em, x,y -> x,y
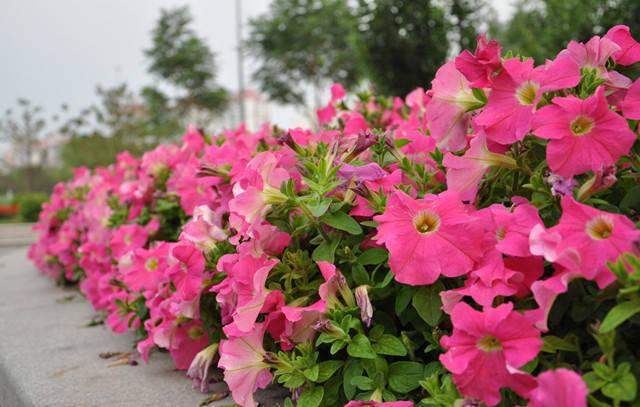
529,196 -> 640,289
474,56 -> 581,145
532,87 -> 636,177
621,78 -> 640,120
605,25 -> 640,66
440,302 -> 542,406
527,369 -> 588,407
455,33 -> 503,88
425,60 -> 482,151
443,132 -> 517,201
374,190 -> 483,285
218,323 -> 273,407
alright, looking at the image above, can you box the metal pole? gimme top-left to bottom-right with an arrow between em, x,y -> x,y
236,0 -> 246,125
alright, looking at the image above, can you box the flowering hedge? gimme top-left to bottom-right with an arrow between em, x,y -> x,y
30,26 -> 640,407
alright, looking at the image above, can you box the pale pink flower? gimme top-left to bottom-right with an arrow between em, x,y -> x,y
218,323 -> 273,407
425,60 -> 482,151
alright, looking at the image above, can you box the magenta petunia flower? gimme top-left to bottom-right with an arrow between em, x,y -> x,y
374,190 -> 483,285
474,56 -> 581,145
440,302 -> 542,406
605,25 -> 640,65
455,33 -> 503,88
533,87 -> 636,177
528,369 -> 588,407
530,196 -> 640,288
621,78 -> 640,119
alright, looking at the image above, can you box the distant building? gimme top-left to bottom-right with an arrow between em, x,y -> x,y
0,132 -> 68,170
214,89 -> 271,132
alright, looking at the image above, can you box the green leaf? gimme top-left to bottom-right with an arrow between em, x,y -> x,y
541,335 -> 578,353
620,186 -> 640,211
592,362 -> 615,379
394,138 -> 413,148
343,359 -> 363,399
372,334 -> 407,356
298,386 -> 324,407
284,374 -> 306,389
602,373 -> 637,401
352,263 -> 370,285
395,285 -> 414,315
347,334 -> 377,359
316,360 -> 344,383
308,199 -> 331,217
358,248 -> 389,265
388,362 -> 425,393
351,376 -> 375,390
412,282 -> 444,326
330,340 -> 346,355
583,371 -> 606,392
312,236 -> 340,263
600,301 -> 640,333
303,365 -> 320,382
320,212 -> 363,235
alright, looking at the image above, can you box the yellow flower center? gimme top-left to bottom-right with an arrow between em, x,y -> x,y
515,81 -> 540,105
145,258 -> 158,271
477,334 -> 503,351
188,325 -> 204,339
413,211 -> 441,234
496,226 -> 507,242
586,215 -> 614,240
570,115 -> 595,136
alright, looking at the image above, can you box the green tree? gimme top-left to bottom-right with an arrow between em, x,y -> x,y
59,84 -> 150,169
247,0 -> 364,108
0,99 -> 46,190
145,6 -> 227,116
495,0 -> 640,63
356,0 -> 450,97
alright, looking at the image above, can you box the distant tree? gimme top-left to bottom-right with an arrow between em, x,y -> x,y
446,0 -> 492,54
0,99 -> 46,189
356,0 -> 450,97
494,0 -> 640,63
59,84 -> 150,169
246,0 -> 364,109
145,6 -> 227,116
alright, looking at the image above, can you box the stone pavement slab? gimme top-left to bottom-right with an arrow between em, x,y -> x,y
0,247 -> 234,407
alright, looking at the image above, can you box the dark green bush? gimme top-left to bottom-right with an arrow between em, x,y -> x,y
17,193 -> 48,222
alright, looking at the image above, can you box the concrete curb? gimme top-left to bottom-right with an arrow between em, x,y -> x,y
0,248 -> 233,407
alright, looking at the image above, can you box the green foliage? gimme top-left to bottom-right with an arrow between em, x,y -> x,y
356,0 -> 450,97
17,192 -> 48,222
247,0 -> 363,106
493,0 -> 640,64
145,6 -> 227,114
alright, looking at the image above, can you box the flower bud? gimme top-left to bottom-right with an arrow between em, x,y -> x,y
577,165 -> 617,201
545,173 -> 577,197
312,318 -> 347,338
187,343 -> 219,393
355,285 -> 373,327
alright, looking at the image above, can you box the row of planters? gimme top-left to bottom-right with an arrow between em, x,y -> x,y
0,193 -> 48,222
29,26 -> 640,407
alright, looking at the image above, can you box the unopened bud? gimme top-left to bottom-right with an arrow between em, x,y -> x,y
279,132 -> 304,155
545,173 -> 577,197
197,163 -> 230,179
355,286 -> 373,327
577,165 -> 617,201
312,318 -> 346,338
383,132 -> 405,162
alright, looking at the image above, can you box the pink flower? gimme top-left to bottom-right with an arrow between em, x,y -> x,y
374,190 -> 483,285
529,196 -> 640,288
218,323 -> 273,407
528,369 -> 588,407
474,56 -> 581,145
455,33 -> 503,88
425,60 -> 482,151
440,302 -> 542,406
621,78 -> 640,119
532,87 -> 636,177
110,224 -> 149,258
331,83 -> 346,101
180,205 -> 227,252
443,132 -> 517,201
317,104 -> 337,126
604,25 -> 640,66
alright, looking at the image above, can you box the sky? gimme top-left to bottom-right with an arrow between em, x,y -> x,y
0,0 -> 515,145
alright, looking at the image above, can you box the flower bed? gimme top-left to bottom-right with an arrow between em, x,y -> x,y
29,27 -> 640,407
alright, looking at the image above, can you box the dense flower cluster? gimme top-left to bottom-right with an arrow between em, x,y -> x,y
30,27 -> 640,407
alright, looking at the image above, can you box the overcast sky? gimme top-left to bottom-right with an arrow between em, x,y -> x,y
0,0 -> 514,142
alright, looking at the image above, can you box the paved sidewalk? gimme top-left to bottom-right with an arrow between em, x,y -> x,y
0,248 -> 233,407
0,223 -> 37,249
